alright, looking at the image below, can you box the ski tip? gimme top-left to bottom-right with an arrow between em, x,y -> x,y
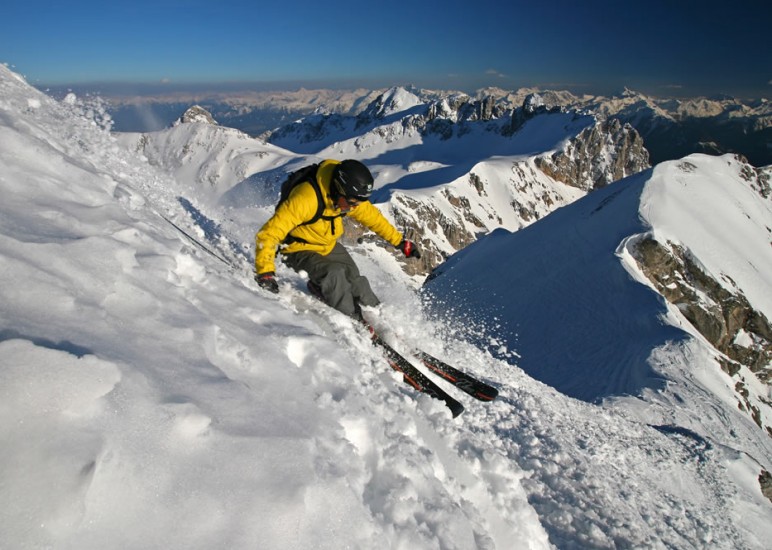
476,390 -> 499,401
449,402 -> 465,418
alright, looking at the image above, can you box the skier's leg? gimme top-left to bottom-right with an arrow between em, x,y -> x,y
283,250 -> 359,316
325,243 -> 380,308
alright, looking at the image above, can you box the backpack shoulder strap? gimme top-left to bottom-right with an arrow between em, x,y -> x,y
294,165 -> 343,227
278,163 -> 344,230
303,174 -> 326,226
277,164 -> 323,225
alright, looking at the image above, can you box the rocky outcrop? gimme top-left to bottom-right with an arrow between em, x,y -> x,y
761,470 -> 772,503
329,92 -> 652,276
341,193 -> 482,277
270,88 -> 532,147
426,94 -> 507,124
177,105 -> 218,125
535,118 -> 650,191
738,158 -> 771,198
508,93 -> 565,134
632,237 -> 772,432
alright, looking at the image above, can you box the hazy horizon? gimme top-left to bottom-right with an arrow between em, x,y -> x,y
32,77 -> 770,102
5,0 -> 770,101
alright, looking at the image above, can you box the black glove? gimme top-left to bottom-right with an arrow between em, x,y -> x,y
398,239 -> 422,259
255,272 -> 279,294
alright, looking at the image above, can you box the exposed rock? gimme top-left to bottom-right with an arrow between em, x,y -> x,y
535,118 -> 650,190
358,86 -> 423,120
634,238 -> 772,373
759,470 -> 772,504
339,198 -> 459,277
736,157 -> 771,199
509,93 -> 564,134
468,173 -> 486,196
633,237 -> 772,428
177,105 -> 218,125
392,194 -> 480,275
423,93 -> 506,125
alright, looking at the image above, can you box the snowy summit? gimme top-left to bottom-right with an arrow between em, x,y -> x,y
1,63 -> 771,549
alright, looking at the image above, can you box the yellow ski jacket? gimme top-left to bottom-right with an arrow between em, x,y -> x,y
255,160 -> 404,275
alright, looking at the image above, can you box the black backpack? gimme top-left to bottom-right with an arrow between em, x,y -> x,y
276,163 -> 342,229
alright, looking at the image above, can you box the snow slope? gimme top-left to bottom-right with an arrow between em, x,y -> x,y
115,119 -> 297,198
2,64 -> 771,549
425,153 -> 772,540
424,153 -> 772,399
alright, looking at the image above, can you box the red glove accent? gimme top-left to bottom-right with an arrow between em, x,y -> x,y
255,272 -> 279,293
399,240 -> 422,259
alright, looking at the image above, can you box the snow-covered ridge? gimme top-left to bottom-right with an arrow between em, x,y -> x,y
122,89 -> 649,275
424,151 -> 772,518
94,82 -> 771,166
359,85 -> 424,119
3,64 -> 772,549
116,111 -> 296,194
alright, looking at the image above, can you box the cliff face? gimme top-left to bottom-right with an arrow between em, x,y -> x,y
535,118 -> 650,191
375,107 -> 651,275
627,159 -> 772,434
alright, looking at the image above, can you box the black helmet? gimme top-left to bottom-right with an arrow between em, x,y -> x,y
332,160 -> 374,200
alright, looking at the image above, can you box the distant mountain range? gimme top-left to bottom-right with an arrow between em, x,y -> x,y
115,88 -> 651,275
89,85 -> 771,167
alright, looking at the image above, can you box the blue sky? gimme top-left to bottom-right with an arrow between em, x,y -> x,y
2,0 -> 770,97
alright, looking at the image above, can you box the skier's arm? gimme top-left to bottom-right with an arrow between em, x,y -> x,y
255,187 -> 317,275
348,202 -> 403,247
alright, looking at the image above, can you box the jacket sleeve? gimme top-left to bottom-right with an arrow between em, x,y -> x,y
349,202 -> 403,247
255,185 -> 318,274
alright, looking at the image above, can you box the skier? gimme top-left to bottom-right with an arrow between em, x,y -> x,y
254,159 -> 422,320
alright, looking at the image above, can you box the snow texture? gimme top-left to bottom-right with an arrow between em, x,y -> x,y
1,64 -> 771,549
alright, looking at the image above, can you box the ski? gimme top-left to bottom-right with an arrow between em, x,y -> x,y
413,350 -> 499,402
371,334 -> 465,418
289,284 -> 477,416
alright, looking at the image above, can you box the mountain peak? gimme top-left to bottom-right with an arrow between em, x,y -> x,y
176,105 -> 218,126
608,87 -> 648,100
362,86 -> 424,119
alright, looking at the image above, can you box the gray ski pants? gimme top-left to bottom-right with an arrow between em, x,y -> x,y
282,242 -> 380,317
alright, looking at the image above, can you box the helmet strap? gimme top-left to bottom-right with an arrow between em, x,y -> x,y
330,181 -> 341,201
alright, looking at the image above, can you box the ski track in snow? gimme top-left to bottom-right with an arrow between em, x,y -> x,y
1,65 -> 771,549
